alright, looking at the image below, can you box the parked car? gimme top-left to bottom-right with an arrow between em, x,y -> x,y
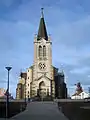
84,97 -> 90,99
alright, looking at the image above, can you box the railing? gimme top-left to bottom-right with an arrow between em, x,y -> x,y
54,99 -> 90,102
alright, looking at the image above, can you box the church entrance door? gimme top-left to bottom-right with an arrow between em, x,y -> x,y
39,81 -> 46,100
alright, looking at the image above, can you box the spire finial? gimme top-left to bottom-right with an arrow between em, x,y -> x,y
41,8 -> 44,18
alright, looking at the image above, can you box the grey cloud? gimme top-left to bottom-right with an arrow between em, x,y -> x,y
69,56 -> 90,76
81,79 -> 90,86
0,20 -> 34,49
54,60 -> 90,87
50,15 -> 90,48
0,80 -> 7,83
78,56 -> 90,67
70,67 -> 90,74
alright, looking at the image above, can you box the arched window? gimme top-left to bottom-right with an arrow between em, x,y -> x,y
39,81 -> 45,88
38,46 -> 42,57
43,45 -> 46,57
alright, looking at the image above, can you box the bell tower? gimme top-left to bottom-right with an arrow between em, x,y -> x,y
31,8 -> 54,98
33,8 -> 52,80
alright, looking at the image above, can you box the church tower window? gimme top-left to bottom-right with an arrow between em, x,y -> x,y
38,45 -> 42,57
43,45 -> 46,57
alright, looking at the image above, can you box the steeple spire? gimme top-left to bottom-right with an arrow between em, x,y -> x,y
41,8 -> 44,18
37,8 -> 48,41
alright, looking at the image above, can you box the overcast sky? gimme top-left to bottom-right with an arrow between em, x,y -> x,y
0,0 -> 90,97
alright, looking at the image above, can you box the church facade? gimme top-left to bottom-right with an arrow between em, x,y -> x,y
16,9 -> 67,100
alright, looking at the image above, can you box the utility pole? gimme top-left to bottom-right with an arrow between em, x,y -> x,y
5,67 -> 12,118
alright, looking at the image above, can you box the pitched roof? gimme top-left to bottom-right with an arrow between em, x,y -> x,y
37,74 -> 51,81
0,88 -> 6,97
20,72 -> 27,79
72,91 -> 82,96
37,8 -> 48,41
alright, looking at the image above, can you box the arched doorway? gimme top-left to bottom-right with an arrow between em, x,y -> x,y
39,81 -> 46,99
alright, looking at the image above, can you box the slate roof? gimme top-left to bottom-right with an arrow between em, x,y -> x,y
20,72 -> 27,79
72,91 -> 82,96
37,8 -> 48,41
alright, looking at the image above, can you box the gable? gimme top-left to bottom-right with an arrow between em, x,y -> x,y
38,38 -> 47,45
37,75 -> 51,81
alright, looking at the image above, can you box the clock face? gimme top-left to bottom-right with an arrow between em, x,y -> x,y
38,62 -> 46,70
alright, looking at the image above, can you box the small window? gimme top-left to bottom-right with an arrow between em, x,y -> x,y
38,46 -> 42,57
28,77 -> 29,79
28,84 -> 29,86
28,91 -> 29,94
43,45 -> 46,57
28,95 -> 29,98
28,70 -> 29,72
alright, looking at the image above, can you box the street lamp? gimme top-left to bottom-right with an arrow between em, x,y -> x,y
25,78 -> 26,105
5,67 -> 12,118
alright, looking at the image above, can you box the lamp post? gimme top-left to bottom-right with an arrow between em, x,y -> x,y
5,67 -> 12,118
25,78 -> 26,105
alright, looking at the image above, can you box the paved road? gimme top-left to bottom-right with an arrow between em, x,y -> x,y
11,102 -> 68,120
0,102 -> 69,120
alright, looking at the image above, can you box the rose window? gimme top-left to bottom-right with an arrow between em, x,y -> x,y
39,63 -> 46,70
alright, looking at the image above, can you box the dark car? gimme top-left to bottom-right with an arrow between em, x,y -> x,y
84,97 -> 90,99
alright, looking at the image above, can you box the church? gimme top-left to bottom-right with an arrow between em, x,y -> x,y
16,8 -> 67,100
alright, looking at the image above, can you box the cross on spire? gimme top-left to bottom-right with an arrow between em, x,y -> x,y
41,8 -> 44,18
